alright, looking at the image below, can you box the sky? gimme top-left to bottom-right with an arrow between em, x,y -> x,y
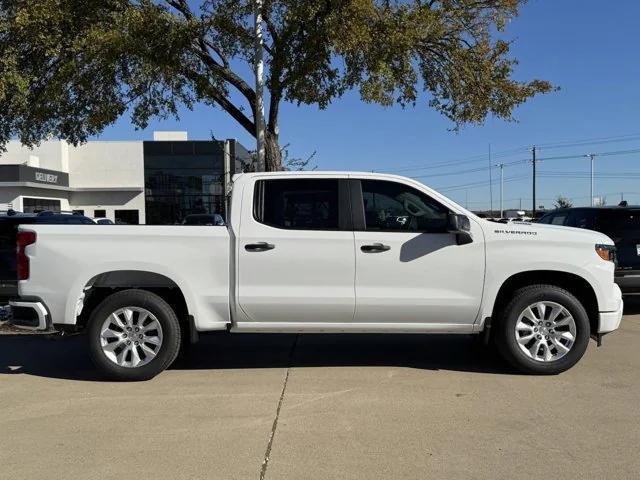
97,0 -> 640,212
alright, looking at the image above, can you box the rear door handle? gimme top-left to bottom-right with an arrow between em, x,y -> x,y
360,243 -> 390,253
245,242 -> 275,252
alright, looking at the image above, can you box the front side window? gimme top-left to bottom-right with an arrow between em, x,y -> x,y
551,213 -> 567,225
538,213 -> 554,224
361,180 -> 448,232
255,179 -> 340,230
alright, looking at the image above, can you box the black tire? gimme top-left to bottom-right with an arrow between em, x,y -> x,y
87,289 -> 181,381
495,284 -> 590,375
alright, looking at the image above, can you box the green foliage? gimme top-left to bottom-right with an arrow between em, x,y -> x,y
1,0 -> 554,169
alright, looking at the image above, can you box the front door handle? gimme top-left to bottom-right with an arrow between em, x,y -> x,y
245,242 -> 275,252
361,243 -> 390,253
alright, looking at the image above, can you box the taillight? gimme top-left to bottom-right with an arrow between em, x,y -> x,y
17,231 -> 36,280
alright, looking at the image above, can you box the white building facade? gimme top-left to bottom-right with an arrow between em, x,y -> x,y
0,132 -> 248,224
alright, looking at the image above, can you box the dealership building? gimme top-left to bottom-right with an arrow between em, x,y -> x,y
0,132 -> 250,224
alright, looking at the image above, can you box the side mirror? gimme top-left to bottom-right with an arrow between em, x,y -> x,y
447,213 -> 473,245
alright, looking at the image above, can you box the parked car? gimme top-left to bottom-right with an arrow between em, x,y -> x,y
0,212 -> 95,302
539,205 -> 640,292
8,172 -> 622,380
92,217 -> 115,225
182,213 -> 225,226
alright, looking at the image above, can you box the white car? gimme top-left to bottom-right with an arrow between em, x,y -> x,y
9,172 -> 623,380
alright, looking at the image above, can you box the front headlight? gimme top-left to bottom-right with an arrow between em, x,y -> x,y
595,244 -> 616,263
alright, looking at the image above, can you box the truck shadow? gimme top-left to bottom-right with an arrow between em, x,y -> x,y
0,332 -> 516,381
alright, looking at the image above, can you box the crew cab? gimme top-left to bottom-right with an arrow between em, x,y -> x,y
9,172 -> 623,380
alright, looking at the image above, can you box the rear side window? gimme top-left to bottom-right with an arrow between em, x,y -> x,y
254,179 -> 340,230
598,210 -> 640,232
361,180 -> 448,232
566,210 -> 596,229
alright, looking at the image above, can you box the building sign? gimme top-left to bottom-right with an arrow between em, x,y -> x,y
0,164 -> 69,187
35,171 -> 59,184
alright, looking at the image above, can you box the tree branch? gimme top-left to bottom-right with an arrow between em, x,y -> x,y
202,38 -> 229,68
165,0 -> 193,21
184,70 -> 255,136
193,48 -> 257,118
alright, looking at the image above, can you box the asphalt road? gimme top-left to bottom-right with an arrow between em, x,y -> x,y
1,301 -> 639,480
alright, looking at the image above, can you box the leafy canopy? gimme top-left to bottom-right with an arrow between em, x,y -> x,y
1,0 -> 554,164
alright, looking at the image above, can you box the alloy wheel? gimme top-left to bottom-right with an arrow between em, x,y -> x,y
514,301 -> 576,362
99,307 -> 164,368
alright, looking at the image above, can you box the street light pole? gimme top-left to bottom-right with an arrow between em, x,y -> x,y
589,153 -> 595,206
532,146 -> 537,217
254,0 -> 266,171
488,144 -> 493,217
495,163 -> 504,218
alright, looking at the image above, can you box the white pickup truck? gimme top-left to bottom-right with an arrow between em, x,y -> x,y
9,172 -> 623,380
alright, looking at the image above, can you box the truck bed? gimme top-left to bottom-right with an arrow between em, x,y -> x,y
18,225 -> 231,331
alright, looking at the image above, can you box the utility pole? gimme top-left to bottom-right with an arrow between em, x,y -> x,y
488,144 -> 493,217
532,146 -> 537,217
495,163 -> 504,218
254,0 -> 266,171
588,153 -> 595,206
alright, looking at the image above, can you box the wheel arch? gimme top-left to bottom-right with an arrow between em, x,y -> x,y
74,270 -> 190,332
490,270 -> 599,336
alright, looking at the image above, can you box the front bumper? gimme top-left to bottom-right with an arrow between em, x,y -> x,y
8,300 -> 50,331
598,283 -> 623,334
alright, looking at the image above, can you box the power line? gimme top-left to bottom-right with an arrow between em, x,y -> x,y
379,146 -> 531,174
412,166 -> 494,179
408,144 -> 640,208
536,133 -> 640,150
412,146 -> 640,187
379,132 -> 640,174
437,174 -> 530,192
539,172 -> 640,178
536,147 -> 640,162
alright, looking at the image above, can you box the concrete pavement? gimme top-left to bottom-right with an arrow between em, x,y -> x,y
1,304 -> 639,479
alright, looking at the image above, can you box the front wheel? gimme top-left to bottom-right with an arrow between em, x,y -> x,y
495,285 -> 591,375
87,289 -> 182,381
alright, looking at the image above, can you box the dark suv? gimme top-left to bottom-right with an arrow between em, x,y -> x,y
539,206 -> 640,292
0,211 -> 95,302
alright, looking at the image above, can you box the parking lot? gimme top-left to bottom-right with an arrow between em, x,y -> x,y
1,301 -> 639,480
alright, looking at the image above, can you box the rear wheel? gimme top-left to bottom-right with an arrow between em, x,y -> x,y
496,285 -> 590,374
87,289 -> 181,381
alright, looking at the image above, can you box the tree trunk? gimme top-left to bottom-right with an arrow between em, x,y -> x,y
264,129 -> 282,171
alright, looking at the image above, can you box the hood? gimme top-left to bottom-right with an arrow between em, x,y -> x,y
482,220 -> 614,245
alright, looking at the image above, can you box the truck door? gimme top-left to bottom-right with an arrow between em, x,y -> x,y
351,178 -> 485,326
237,177 -> 355,324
